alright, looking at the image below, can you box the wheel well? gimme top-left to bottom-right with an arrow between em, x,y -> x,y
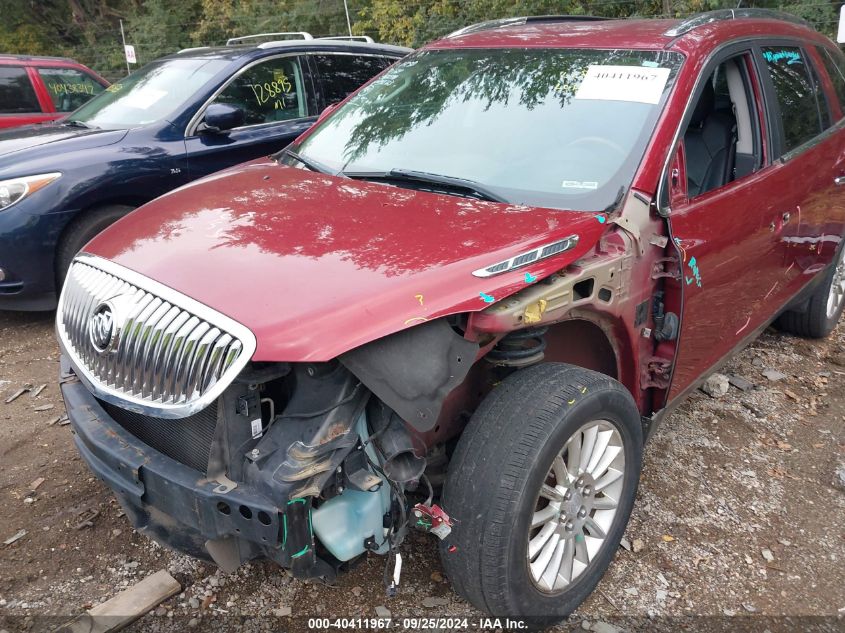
54,199 -> 144,281
543,319 -> 618,379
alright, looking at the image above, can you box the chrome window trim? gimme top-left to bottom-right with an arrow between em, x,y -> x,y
185,50 -> 402,137
56,253 -> 257,419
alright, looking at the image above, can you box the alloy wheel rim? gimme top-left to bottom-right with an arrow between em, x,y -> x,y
526,419 -> 625,593
826,248 -> 845,319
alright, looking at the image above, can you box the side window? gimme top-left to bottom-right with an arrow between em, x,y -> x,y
816,46 -> 845,119
36,67 -> 105,112
0,66 -> 40,114
312,54 -> 392,106
806,57 -> 832,130
682,54 -> 761,199
212,56 -> 307,127
761,47 -> 821,153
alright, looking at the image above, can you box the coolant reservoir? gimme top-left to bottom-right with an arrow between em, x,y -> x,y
311,414 -> 391,561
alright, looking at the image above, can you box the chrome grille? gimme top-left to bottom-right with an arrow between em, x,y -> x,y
57,254 -> 256,419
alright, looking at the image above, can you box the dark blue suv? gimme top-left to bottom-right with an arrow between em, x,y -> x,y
0,36 -> 409,310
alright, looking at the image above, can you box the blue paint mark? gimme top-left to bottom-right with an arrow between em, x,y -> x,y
524,272 -> 537,284
687,255 -> 702,288
763,49 -> 802,66
595,214 -> 607,224
480,292 -> 495,303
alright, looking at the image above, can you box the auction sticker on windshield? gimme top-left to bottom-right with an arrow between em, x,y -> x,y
575,65 -> 671,104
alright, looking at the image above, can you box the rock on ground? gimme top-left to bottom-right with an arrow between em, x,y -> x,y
701,373 -> 729,398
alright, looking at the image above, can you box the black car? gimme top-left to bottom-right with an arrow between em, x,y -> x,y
0,34 -> 410,310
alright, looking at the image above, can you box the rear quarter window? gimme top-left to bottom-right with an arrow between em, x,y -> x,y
816,46 -> 845,119
761,46 -> 822,153
0,66 -> 40,114
37,67 -> 105,112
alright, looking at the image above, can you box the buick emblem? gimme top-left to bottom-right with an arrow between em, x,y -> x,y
89,301 -> 117,353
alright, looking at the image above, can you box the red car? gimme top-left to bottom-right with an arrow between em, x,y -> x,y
0,54 -> 107,129
57,10 -> 844,625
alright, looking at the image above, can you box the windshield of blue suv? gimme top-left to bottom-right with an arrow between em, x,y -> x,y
66,58 -> 229,129
291,48 -> 683,211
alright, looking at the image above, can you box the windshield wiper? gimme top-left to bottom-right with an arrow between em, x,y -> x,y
344,168 -> 508,203
62,120 -> 96,129
276,147 -> 331,174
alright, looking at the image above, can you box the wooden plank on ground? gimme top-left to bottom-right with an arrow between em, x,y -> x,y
53,570 -> 181,633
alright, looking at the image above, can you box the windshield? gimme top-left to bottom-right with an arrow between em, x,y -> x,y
67,58 -> 229,129
293,48 -> 683,211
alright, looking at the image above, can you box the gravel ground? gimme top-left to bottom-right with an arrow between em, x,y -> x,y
0,309 -> 843,633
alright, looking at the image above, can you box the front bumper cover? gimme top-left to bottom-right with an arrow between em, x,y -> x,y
60,364 -> 286,570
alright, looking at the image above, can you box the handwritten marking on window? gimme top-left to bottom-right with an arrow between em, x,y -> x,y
763,50 -> 802,65
250,74 -> 292,108
48,83 -> 95,96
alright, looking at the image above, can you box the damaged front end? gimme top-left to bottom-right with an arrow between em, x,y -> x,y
58,256 -> 473,583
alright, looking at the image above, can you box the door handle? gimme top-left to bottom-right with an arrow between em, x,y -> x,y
835,176 -> 845,186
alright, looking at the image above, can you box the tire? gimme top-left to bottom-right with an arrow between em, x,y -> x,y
55,205 -> 134,288
777,245 -> 845,339
439,363 -> 642,626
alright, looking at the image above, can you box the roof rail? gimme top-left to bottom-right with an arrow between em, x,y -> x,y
0,53 -> 75,63
664,8 -> 811,37
226,32 -> 313,46
319,35 -> 375,43
446,15 -> 611,39
178,46 -> 211,54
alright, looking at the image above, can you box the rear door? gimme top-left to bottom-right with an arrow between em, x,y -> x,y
309,53 -> 397,109
184,54 -> 318,177
0,65 -> 52,128
809,45 -> 845,265
755,43 -> 845,304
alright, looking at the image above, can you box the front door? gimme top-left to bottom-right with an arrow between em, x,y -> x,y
0,66 -> 53,129
665,49 -> 786,398
185,54 -> 318,177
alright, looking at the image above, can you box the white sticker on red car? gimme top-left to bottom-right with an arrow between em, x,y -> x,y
561,180 -> 599,190
574,65 -> 671,105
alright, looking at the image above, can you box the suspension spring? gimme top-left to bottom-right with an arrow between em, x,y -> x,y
486,326 -> 548,367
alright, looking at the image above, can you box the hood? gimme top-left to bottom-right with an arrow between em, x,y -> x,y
84,160 -> 608,362
0,123 -> 128,169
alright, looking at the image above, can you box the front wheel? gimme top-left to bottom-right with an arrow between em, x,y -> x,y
55,204 -> 135,289
439,363 -> 643,625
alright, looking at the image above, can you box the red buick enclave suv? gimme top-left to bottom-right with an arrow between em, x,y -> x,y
57,10 -> 845,625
